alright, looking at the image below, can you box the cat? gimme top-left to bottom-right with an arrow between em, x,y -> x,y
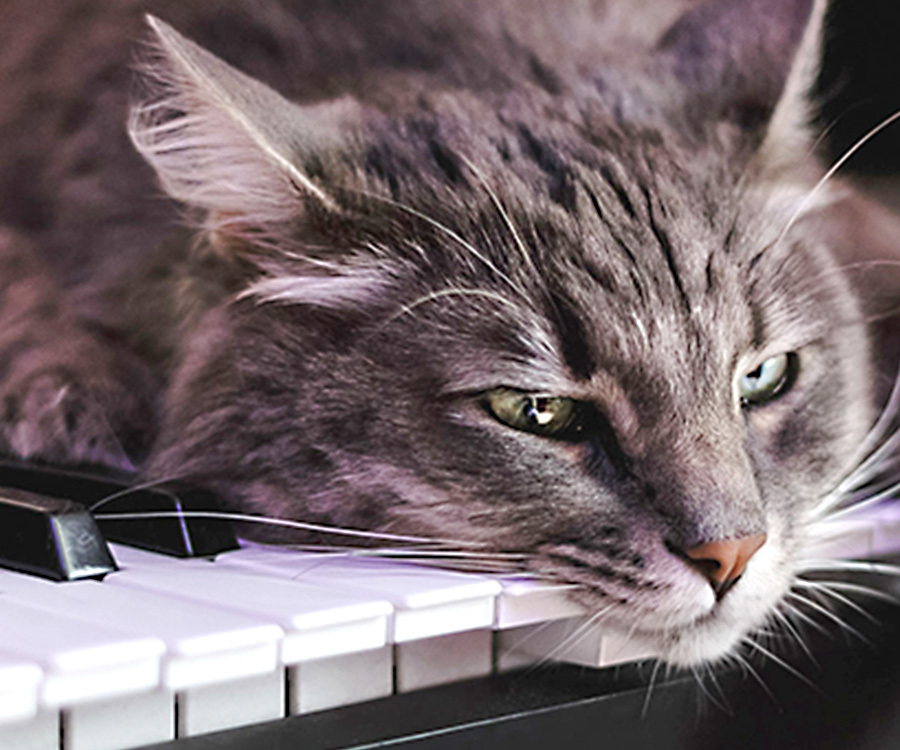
0,0 -> 899,669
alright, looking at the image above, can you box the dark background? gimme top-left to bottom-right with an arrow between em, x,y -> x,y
819,0 -> 900,174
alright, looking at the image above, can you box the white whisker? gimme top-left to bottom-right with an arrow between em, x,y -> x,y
798,559 -> 900,577
798,579 -> 898,605
785,591 -> 870,645
793,579 -> 879,624
528,605 -> 614,674
387,287 -> 522,324
641,658 -> 664,718
458,154 -> 538,278
771,607 -> 818,665
88,473 -> 192,512
741,637 -> 818,693
690,665 -> 726,713
780,599 -> 830,637
729,649 -> 776,704
339,186 -> 528,303
773,107 -> 900,249
91,509 -> 489,548
837,427 -> 900,495
864,362 -> 900,446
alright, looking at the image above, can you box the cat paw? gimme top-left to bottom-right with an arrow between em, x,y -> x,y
0,369 -> 141,471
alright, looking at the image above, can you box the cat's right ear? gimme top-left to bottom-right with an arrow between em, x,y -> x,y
129,16 -> 355,250
656,0 -> 826,175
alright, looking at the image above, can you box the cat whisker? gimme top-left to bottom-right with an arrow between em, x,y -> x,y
333,548 -> 531,560
693,661 -> 733,715
836,428 -> 900,496
793,579 -> 879,624
784,591 -> 870,645
496,580 -> 584,593
386,287 -> 523,324
811,488 -> 900,526
500,619 -> 565,663
769,607 -> 818,665
779,599 -> 830,638
90,509 -> 492,548
246,544 -> 538,576
87,472 -> 192,512
640,658 -> 664,718
809,465 -> 900,520
740,637 -> 819,694
836,465 -> 900,505
336,185 -> 529,303
797,578 -> 898,605
458,154 -> 539,279
797,559 -> 900,577
772,107 -> 900,251
728,649 -> 775,705
525,605 -> 615,676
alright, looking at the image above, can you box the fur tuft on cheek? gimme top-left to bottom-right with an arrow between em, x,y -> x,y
239,266 -> 394,310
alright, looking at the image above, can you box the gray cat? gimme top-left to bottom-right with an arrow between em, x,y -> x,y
0,0 -> 897,667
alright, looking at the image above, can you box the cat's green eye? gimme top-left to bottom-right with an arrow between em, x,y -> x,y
739,353 -> 797,406
484,389 -> 579,437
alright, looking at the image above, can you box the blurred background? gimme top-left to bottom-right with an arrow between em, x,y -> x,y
819,0 -> 900,176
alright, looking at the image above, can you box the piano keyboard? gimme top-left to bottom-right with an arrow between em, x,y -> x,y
0,480 -> 897,750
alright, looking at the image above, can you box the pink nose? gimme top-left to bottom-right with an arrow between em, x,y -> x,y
684,533 -> 767,598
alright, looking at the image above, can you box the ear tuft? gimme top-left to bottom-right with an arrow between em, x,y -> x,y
755,0 -> 828,176
130,15 -> 343,248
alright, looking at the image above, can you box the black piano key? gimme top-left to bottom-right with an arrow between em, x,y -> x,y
0,486 -> 117,581
94,481 -> 239,558
0,458 -> 239,557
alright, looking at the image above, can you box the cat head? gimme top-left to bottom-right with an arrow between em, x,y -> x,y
132,0 -> 875,666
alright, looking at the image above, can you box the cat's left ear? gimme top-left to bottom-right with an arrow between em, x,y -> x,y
130,16 -> 355,249
657,0 -> 826,174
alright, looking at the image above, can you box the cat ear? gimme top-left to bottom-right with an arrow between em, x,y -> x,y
657,0 -> 826,172
129,16 -> 351,248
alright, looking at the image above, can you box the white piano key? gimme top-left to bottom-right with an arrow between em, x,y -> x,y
109,544 -> 392,663
0,651 -> 43,725
0,597 -> 163,708
107,545 -> 203,570
290,645 -> 393,714
496,614 -> 659,672
0,569 -> 280,691
176,672 -> 284,737
598,631 -> 659,667
496,621 -> 564,672
62,690 -> 173,750
494,577 -> 585,629
496,616 -> 602,670
109,544 -> 396,712
0,710 -> 57,750
395,629 -> 493,692
215,546 -> 500,641
0,568 -> 283,741
215,546 -> 501,691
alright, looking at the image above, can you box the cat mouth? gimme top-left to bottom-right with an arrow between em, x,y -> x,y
533,536 -> 790,665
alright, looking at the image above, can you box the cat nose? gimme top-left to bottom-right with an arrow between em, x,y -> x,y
683,533 -> 767,599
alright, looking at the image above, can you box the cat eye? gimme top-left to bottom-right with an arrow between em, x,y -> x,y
484,389 -> 582,438
739,353 -> 798,406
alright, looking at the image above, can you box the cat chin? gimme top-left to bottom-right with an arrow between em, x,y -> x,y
607,525 -> 796,666
618,586 -> 788,667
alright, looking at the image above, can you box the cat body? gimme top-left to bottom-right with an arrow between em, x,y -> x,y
0,0 -> 897,666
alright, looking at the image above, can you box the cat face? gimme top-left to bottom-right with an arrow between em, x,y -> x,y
136,0 -> 875,665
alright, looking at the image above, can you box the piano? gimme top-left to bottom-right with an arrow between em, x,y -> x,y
1,461 -> 900,750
